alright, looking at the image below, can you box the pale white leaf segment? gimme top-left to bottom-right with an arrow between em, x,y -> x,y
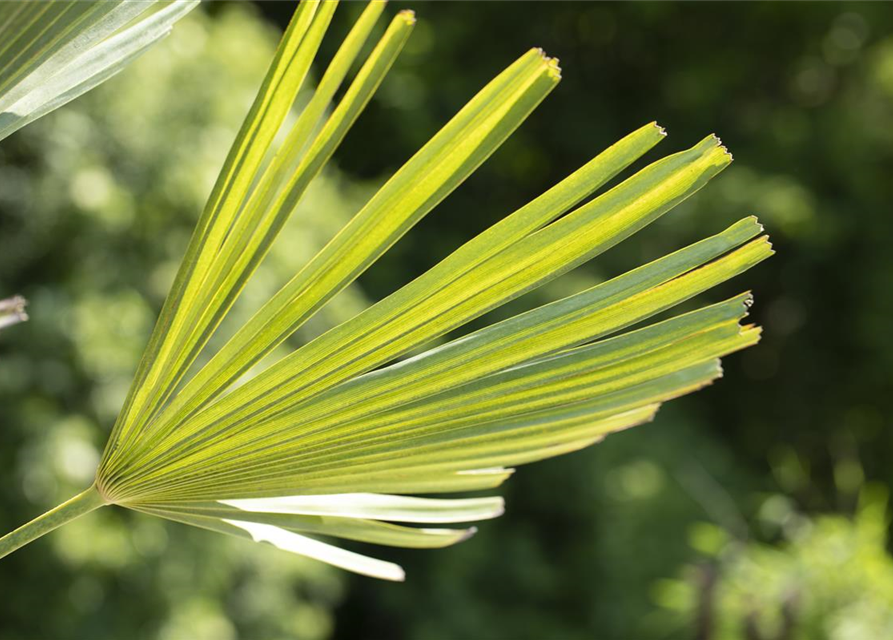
0,0 -> 199,141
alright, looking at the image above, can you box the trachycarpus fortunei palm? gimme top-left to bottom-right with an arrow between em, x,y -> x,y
0,0 -> 771,580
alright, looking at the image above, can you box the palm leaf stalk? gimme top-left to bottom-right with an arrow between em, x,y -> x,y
0,0 -> 772,581
0,0 -> 198,142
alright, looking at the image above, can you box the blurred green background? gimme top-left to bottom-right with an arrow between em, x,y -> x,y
1,2 -> 893,639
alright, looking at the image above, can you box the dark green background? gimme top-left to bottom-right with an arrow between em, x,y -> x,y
1,2 -> 892,639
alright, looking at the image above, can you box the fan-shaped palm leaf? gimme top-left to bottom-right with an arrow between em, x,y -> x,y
0,0 -> 772,581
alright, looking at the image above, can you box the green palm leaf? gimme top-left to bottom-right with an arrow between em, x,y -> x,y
0,0 -> 773,582
0,0 -> 198,141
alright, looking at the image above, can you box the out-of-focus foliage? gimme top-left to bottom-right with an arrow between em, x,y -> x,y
657,484 -> 893,640
0,5 -> 373,639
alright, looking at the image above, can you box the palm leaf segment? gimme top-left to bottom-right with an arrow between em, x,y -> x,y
0,0 -> 198,141
0,295 -> 27,331
2,0 -> 773,580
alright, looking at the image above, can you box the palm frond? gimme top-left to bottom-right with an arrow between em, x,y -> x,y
0,0 -> 773,581
0,0 -> 198,141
